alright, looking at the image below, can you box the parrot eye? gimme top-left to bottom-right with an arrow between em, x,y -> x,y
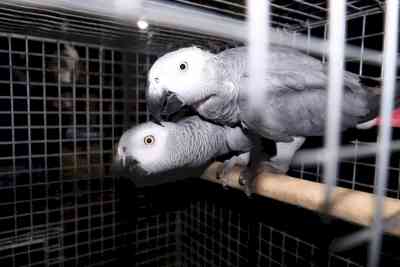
179,62 -> 188,72
143,135 -> 155,145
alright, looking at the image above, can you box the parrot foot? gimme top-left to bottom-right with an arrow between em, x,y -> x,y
216,153 -> 250,190
238,160 -> 287,197
238,167 -> 256,197
216,163 -> 230,189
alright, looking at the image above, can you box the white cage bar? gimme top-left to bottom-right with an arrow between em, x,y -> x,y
0,1 -> 398,267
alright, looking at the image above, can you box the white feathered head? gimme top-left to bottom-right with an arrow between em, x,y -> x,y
147,46 -> 217,123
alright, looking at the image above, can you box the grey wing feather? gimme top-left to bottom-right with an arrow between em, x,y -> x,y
224,126 -> 252,152
237,47 -> 372,141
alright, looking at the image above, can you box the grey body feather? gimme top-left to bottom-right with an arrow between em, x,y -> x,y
115,116 -> 252,175
166,116 -> 244,168
204,46 -> 380,142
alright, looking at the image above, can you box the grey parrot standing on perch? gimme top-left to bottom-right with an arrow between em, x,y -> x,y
113,116 -> 253,187
146,45 -> 396,193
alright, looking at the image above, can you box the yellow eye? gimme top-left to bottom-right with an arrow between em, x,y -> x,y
179,61 -> 188,72
144,135 -> 155,145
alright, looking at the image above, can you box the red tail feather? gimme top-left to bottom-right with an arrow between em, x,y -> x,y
375,108 -> 400,128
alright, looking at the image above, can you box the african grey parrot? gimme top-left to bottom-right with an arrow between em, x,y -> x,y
146,45 -> 393,190
113,116 -> 253,187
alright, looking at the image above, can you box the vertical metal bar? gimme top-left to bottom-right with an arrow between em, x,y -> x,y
246,0 -> 270,114
123,53 -> 129,127
25,38 -> 33,264
41,40 -> 51,267
368,1 -> 399,266
318,22 -> 328,184
310,246 -> 315,267
359,15 -> 366,76
268,228 -> 272,267
323,0 -> 346,208
85,47 -> 90,177
281,235 -> 286,266
69,44 -> 78,178
85,45 -> 91,266
136,54 -> 139,124
8,34 -> 16,267
56,41 -> 64,267
71,43 -> 79,267
44,239 -> 50,267
145,54 -> 150,121
42,40 -> 48,208
110,48 -> 116,252
71,48 -> 77,177
99,47 -> 104,176
98,46 -> 105,258
295,238 -> 299,265
85,47 -> 91,266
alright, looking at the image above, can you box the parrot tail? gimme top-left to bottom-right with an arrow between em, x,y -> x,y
356,76 -> 400,129
356,107 -> 400,129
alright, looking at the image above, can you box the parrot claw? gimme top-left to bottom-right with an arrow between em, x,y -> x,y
216,153 -> 250,191
238,160 -> 286,197
238,167 -> 256,197
216,164 -> 230,189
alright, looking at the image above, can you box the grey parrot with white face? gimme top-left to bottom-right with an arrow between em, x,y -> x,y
146,45 -> 394,190
113,116 -> 252,187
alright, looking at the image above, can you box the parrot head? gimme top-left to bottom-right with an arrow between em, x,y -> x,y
113,121 -> 170,178
146,46 -> 218,123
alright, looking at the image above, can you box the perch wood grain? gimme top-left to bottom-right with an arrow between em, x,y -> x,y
201,162 -> 400,237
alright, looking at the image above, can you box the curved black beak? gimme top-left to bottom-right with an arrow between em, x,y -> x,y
147,89 -> 185,125
164,91 -> 185,116
112,157 -> 164,187
112,157 -> 146,178
147,91 -> 166,125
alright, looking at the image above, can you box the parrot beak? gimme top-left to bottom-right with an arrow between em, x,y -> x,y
111,156 -> 147,178
163,91 -> 186,116
147,92 -> 165,125
147,86 -> 185,124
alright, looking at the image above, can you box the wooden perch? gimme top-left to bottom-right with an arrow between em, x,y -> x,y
201,162 -> 400,237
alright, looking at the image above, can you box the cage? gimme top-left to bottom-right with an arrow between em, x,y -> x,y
0,0 -> 398,267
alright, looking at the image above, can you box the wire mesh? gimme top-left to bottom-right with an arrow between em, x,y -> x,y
0,32 -> 156,266
289,8 -> 400,201
167,0 -> 384,30
181,200 -> 250,267
256,223 -> 366,267
179,189 -> 375,267
0,1 -> 236,55
0,1 -> 398,267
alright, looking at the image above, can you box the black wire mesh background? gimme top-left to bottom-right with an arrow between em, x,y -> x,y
145,180 -> 400,267
0,2 -> 399,267
0,34 -> 150,266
